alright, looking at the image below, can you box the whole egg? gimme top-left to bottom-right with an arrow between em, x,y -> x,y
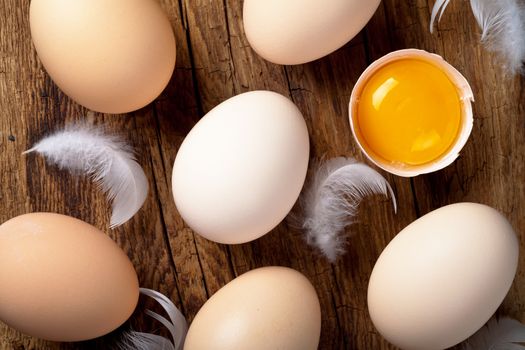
0,213 -> 139,341
30,0 -> 176,114
172,91 -> 310,244
368,203 -> 519,350
243,0 -> 381,65
184,267 -> 321,350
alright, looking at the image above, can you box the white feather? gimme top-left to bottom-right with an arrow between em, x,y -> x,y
430,0 -> 452,32
119,288 -> 188,350
119,288 -> 187,350
461,317 -> 525,349
430,0 -> 525,74
139,288 -> 188,350
301,158 -> 396,262
24,125 -> 148,228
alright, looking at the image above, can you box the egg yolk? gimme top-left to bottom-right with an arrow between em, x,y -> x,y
356,59 -> 461,166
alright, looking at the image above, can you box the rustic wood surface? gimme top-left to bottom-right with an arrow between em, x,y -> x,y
1,0 -> 524,349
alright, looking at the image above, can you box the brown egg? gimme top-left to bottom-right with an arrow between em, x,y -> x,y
30,0 -> 176,114
184,267 -> 321,350
0,213 -> 139,341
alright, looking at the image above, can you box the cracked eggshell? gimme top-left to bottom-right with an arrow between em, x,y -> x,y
368,203 -> 519,350
349,49 -> 474,177
30,0 -> 176,114
184,267 -> 321,350
243,0 -> 381,65
0,213 -> 139,342
172,91 -> 309,244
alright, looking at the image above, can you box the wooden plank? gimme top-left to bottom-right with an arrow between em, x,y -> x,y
0,0 -> 524,349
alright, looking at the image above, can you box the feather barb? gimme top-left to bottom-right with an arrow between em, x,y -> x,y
300,158 -> 396,262
24,125 -> 148,228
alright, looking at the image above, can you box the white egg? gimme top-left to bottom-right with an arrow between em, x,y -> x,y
243,0 -> 381,65
368,203 -> 519,350
172,91 -> 309,244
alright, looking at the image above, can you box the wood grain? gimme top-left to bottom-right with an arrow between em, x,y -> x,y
0,0 -> 524,349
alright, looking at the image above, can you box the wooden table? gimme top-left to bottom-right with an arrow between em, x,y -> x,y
1,1 -> 524,349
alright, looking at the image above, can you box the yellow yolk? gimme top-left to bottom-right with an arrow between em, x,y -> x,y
356,59 -> 462,166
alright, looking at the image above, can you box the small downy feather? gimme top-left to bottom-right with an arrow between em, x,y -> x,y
120,288 -> 188,350
430,0 -> 525,74
300,158 -> 396,262
24,125 -> 148,228
461,317 -> 525,349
